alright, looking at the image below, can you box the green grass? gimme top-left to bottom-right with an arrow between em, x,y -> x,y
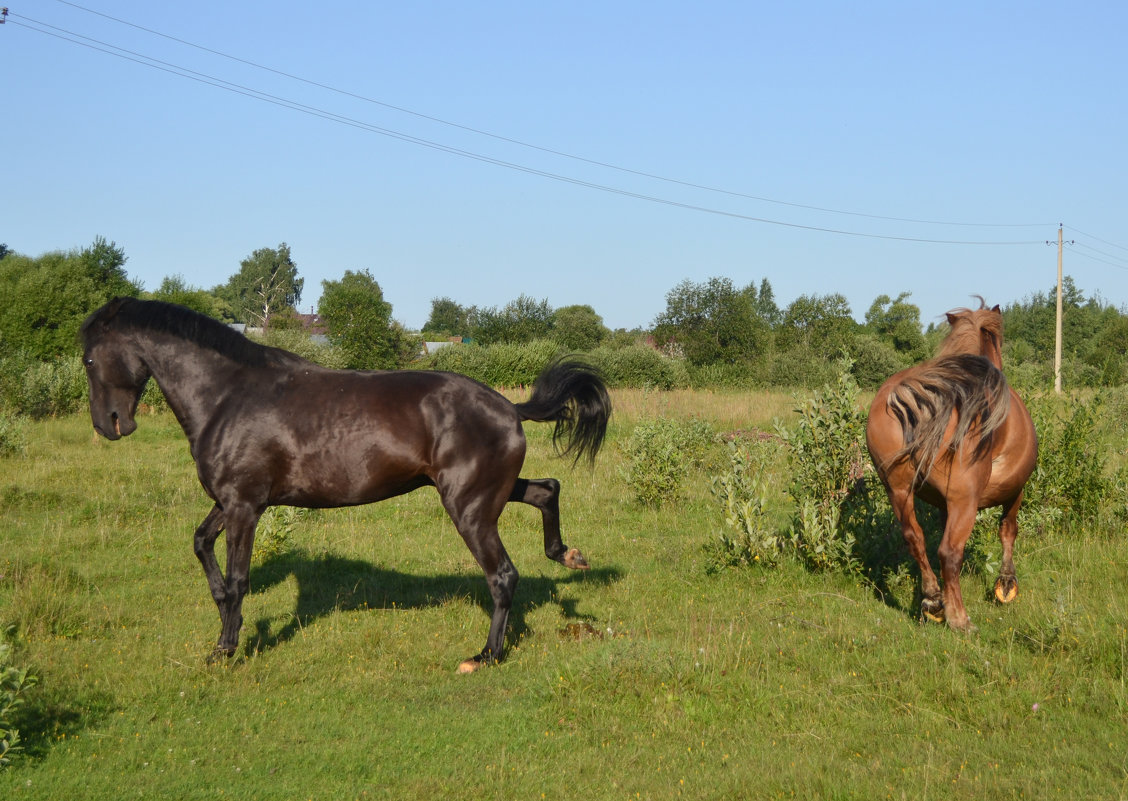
1,393 -> 1126,800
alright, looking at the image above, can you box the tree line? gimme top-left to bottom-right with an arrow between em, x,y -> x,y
1,238 -> 1126,402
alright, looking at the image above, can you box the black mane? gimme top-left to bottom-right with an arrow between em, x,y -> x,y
81,297 -> 310,369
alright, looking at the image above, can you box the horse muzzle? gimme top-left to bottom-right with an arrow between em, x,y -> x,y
94,410 -> 136,440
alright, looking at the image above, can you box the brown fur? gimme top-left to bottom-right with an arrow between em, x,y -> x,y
865,298 -> 1038,631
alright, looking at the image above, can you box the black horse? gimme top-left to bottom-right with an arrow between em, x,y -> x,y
80,298 -> 611,673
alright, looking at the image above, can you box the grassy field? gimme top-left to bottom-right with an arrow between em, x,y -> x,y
1,388 -> 1126,800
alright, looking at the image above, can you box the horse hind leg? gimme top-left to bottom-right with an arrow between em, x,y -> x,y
452,517 -> 519,675
436,478 -> 521,674
509,477 -> 589,570
890,487 -> 944,623
993,493 -> 1023,604
937,502 -> 978,632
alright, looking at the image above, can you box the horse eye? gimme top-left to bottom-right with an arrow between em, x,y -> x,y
83,357 -> 94,367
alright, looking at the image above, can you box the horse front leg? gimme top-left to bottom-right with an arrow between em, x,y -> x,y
994,492 -> 1024,604
210,502 -> 260,661
192,504 -> 227,617
509,477 -> 589,570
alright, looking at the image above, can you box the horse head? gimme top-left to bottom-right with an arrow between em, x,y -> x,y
81,299 -> 151,440
941,299 -> 1004,369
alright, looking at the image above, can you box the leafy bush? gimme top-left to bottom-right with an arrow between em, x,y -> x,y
846,334 -> 909,389
587,345 -> 689,390
686,362 -> 762,390
621,417 -> 715,507
1,355 -> 86,419
777,364 -> 868,571
0,411 -> 27,459
708,360 -> 870,573
252,506 -> 315,564
0,627 -> 38,770
1024,392 -> 1118,531
251,329 -> 350,370
707,438 -> 784,568
423,340 -> 562,387
767,345 -> 839,388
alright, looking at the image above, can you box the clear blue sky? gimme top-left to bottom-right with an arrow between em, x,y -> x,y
4,0 -> 1126,331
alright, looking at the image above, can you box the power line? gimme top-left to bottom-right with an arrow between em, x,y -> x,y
1069,247 -> 1128,272
39,0 -> 1054,231
1065,225 -> 1128,254
10,14 -> 1051,247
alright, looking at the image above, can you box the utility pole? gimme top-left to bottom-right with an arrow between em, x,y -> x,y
1054,225 -> 1063,394
1050,224 -> 1075,395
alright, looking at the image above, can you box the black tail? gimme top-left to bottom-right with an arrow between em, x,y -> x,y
516,358 -> 611,465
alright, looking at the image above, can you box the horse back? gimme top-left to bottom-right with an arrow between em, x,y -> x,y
192,367 -> 525,509
867,363 -> 1036,507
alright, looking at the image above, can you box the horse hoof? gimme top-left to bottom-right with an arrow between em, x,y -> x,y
921,598 -> 944,624
563,547 -> 590,570
994,577 -> 1019,604
207,646 -> 235,665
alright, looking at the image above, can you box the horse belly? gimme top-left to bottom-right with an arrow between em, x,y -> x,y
270,428 -> 433,507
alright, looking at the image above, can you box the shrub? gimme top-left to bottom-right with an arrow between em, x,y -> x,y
0,411 -> 27,459
847,335 -> 909,389
3,356 -> 86,419
767,345 -> 839,388
588,345 -> 689,390
706,437 -> 785,569
0,627 -> 38,770
621,417 -> 715,508
707,359 -> 869,573
252,506 -> 315,564
1024,392 -> 1118,532
250,329 -> 350,369
424,340 -> 562,387
686,362 -> 762,390
776,363 -> 868,571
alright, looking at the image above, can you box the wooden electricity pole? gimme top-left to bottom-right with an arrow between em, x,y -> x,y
1054,225 -> 1063,394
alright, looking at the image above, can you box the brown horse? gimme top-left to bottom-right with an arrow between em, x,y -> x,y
81,298 -> 611,672
866,300 -> 1037,631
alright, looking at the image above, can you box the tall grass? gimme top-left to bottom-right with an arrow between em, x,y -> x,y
0,398 -> 1125,799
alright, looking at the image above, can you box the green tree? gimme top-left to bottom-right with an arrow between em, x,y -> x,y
473,295 -> 554,345
422,297 -> 475,338
777,293 -> 857,353
864,291 -> 926,360
147,275 -> 222,318
318,270 -> 411,369
652,277 -> 769,365
0,237 -> 139,359
552,304 -> 608,351
754,278 -> 782,326
217,243 -> 303,327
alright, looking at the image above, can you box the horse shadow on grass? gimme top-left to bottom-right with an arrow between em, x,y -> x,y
244,547 -> 622,658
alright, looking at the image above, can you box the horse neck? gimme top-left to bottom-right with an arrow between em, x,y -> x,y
936,326 -> 1003,369
136,333 -> 246,442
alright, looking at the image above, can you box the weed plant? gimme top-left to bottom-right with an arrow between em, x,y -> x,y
620,417 -> 715,507
0,628 -> 37,769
